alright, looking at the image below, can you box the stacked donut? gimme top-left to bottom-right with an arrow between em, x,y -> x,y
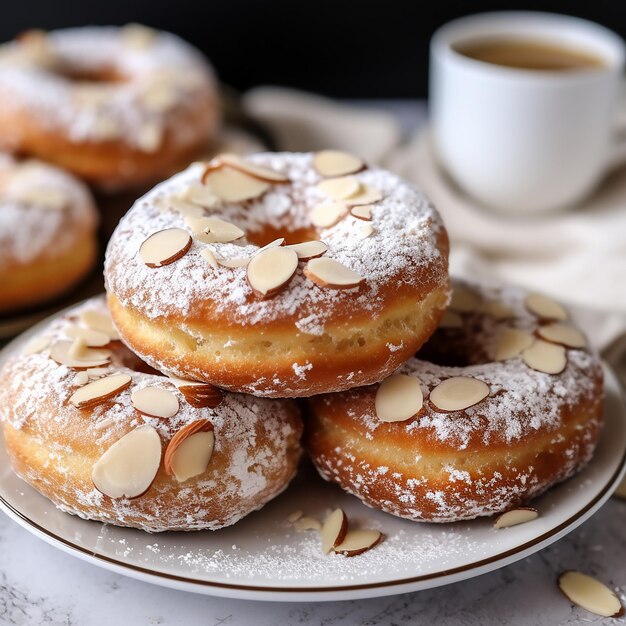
0,147 -> 604,533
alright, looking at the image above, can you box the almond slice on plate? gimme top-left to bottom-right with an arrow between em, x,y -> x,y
358,222 -> 375,239
69,373 -> 132,409
344,184 -> 382,206
450,287 -> 481,313
181,184 -> 221,210
313,150 -> 365,177
375,374 -> 423,422
247,247 -> 298,298
65,326 -> 110,347
494,328 -> 534,361
522,339 -> 566,374
217,154 -> 290,183
294,516 -> 322,531
537,322 -> 586,348
79,310 -> 120,341
493,507 -> 539,529
287,240 -> 328,260
49,340 -> 111,368
525,293 -> 568,320
350,205 -> 372,221
430,376 -> 489,412
139,228 -> 192,267
333,529 -> 383,556
316,176 -> 360,201
439,310 -> 463,329
304,258 -> 364,289
92,425 -> 161,499
187,216 -> 245,244
164,419 -> 215,483
310,202 -> 348,228
131,386 -> 179,418
321,508 -> 348,554
203,166 -> 270,202
558,571 -> 623,618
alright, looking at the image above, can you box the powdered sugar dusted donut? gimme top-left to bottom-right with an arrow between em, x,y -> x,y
0,25 -> 219,190
0,154 -> 98,314
0,298 -> 302,531
104,151 -> 449,398
306,280 -> 604,522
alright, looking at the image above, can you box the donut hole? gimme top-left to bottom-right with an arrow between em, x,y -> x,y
245,224 -> 319,248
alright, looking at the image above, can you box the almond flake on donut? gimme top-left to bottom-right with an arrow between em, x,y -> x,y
216,154 -> 290,183
304,258 -> 364,289
558,571 -> 624,618
344,184 -> 383,206
522,339 -> 567,374
92,425 -> 161,499
15,188 -> 69,211
216,256 -> 250,268
450,287 -> 481,313
375,374 -> 423,422
201,248 -> 219,268
259,238 -> 286,252
294,516 -> 322,531
525,293 -> 568,320
69,373 -> 132,409
203,166 -> 270,202
65,326 -> 110,348
480,300 -> 514,319
188,216 -> 245,244
316,176 -> 360,201
430,376 -> 489,412
358,222 -> 375,239
139,228 -> 192,267
136,123 -> 163,153
310,202 -> 348,228
140,81 -> 177,113
287,240 -> 328,260
180,184 -> 221,210
439,310 -> 463,329
23,336 -> 51,355
333,529 -> 383,556
164,419 -> 215,483
493,507 -> 539,529
86,367 -> 110,379
538,323 -> 586,348
321,508 -> 348,554
121,23 -> 157,49
74,372 -> 90,386
50,340 -> 111,368
494,328 -> 535,361
167,377 -> 223,408
313,150 -> 365,177
131,386 -> 180,418
350,205 -> 372,221
164,197 -> 206,218
247,247 -> 298,298
287,510 -> 303,523
79,310 -> 120,341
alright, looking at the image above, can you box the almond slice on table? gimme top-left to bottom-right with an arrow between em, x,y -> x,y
294,516 -> 322,531
558,571 -> 623,618
69,373 -> 132,409
304,258 -> 363,289
449,287 -> 481,313
139,228 -> 192,267
321,508 -> 348,554
313,150 -> 365,177
493,507 -> 539,529
131,386 -> 179,418
16,188 -> 68,210
522,339 -> 566,374
79,310 -> 120,341
358,222 -> 375,239
247,247 -> 298,298
287,240 -> 328,260
92,426 -> 161,499
65,326 -> 110,347
203,166 -> 270,202
350,205 -> 372,221
333,529 -> 383,556
525,293 -> 568,320
439,310 -> 463,329
375,374 -> 423,422
494,328 -> 535,361
316,176 -> 361,201
310,202 -> 348,228
217,153 -> 290,183
49,340 -> 111,368
537,322 -> 586,348
187,216 -> 245,244
344,184 -> 382,206
430,377 -> 489,412
164,419 -> 215,483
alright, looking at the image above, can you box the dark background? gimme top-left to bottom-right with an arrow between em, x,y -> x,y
4,1 -> 626,98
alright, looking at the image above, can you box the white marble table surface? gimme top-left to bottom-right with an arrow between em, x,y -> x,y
2,101 -> 625,626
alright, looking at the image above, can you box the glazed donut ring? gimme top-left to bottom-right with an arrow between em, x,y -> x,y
0,25 -> 219,190
0,298 -> 302,532
306,280 -> 604,522
0,155 -> 98,314
104,151 -> 449,398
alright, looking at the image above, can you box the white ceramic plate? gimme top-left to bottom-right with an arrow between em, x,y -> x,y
0,319 -> 624,602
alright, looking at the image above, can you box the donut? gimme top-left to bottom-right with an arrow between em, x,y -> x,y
0,25 -> 219,191
0,298 -> 302,531
0,155 -> 98,314
104,151 -> 450,398
306,280 -> 604,522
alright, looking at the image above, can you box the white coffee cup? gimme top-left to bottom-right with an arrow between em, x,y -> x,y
429,12 -> 626,214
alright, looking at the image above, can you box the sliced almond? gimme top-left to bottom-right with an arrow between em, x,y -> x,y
294,516 -> 322,531
375,374 -> 423,422
92,426 -> 161,499
287,510 -> 303,523
358,222 -> 375,239
79,310 -> 120,341
333,529 -> 383,556
122,23 -> 156,49
217,256 -> 250,268
480,300 -> 514,319
164,419 -> 215,483
313,150 -> 365,177
131,386 -> 179,418
15,188 -> 68,211
344,184 -> 382,206
181,184 -> 221,210
522,340 -> 566,374
439,310 -> 463,329
558,571 -> 623,618
203,166 -> 270,203
65,326 -> 110,347
430,377 -> 489,412
179,383 -> 223,409
494,328 -> 535,361
140,81 -> 177,112
139,228 -> 192,267
247,247 -> 298,298
525,293 -> 568,320
316,176 -> 360,201
350,205 -> 372,221
23,336 -> 50,355
493,507 -> 539,529
310,202 -> 348,228
159,196 -> 205,218
187,216 -> 245,244
68,337 -> 88,360
287,240 -> 328,260
74,372 -> 90,386
87,367 -> 110,379
201,248 -> 219,268
259,238 -> 286,252
69,373 -> 132,409
136,123 -> 163,153
537,323 -> 586,348
217,154 -> 290,183
304,258 -> 364,289
450,287 -> 481,313
321,509 -> 348,554
49,340 -> 111,368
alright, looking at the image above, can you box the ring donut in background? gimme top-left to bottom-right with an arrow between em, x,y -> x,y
0,298 -> 303,531
305,279 -> 604,522
104,151 -> 450,398
0,154 -> 98,314
0,25 -> 219,191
